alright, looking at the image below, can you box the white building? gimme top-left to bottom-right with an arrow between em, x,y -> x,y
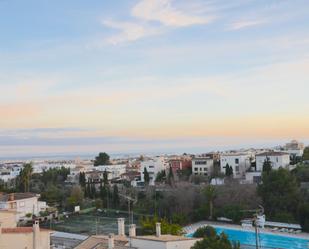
0,211 -> 52,249
284,140 -> 304,157
32,160 -> 76,174
139,157 -> 168,185
67,160 -> 94,183
74,219 -> 199,249
220,153 -> 251,178
0,193 -> 47,221
95,164 -> 127,180
256,152 -> 290,171
0,165 -> 22,182
241,171 -> 262,184
192,157 -> 213,176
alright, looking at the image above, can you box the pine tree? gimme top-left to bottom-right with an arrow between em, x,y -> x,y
143,167 -> 150,185
225,164 -> 233,177
262,157 -> 272,173
87,179 -> 91,198
112,184 -> 120,208
167,166 -> 174,186
91,180 -> 96,198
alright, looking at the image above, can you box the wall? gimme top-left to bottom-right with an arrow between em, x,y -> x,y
0,231 -> 50,249
220,154 -> 251,178
256,155 -> 290,171
192,158 -> 213,176
0,211 -> 17,228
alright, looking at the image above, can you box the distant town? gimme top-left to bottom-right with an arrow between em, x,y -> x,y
0,139 -> 308,249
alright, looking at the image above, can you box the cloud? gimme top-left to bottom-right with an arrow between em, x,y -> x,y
131,0 -> 214,27
228,19 -> 267,30
103,0 -> 214,44
102,20 -> 162,44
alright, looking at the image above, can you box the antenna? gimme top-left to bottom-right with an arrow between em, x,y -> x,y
119,193 -> 137,225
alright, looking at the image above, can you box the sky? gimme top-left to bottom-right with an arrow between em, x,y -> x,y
1,0 -> 309,157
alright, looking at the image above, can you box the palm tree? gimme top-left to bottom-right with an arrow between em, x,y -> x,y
21,163 -> 33,192
204,185 -> 217,220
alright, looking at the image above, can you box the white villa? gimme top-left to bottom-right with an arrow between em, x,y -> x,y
220,153 -> 251,178
256,151 -> 290,171
95,164 -> 127,180
0,193 -> 47,221
139,157 -> 168,186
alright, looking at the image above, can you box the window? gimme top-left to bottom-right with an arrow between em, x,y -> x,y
195,160 -> 207,165
235,158 -> 239,164
200,168 -> 202,171
194,167 -> 198,171
204,173 -> 207,176
204,168 -> 207,171
235,166 -> 239,172
19,201 -> 25,207
149,166 -> 154,168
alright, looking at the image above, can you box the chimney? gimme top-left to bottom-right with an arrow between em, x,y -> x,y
108,233 -> 114,249
156,222 -> 161,237
33,220 -> 40,249
129,224 -> 136,237
117,218 -> 125,236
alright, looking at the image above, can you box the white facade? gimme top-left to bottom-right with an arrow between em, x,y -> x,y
0,165 -> 22,182
192,157 -> 213,176
256,152 -> 290,171
220,153 -> 251,178
242,171 -> 262,184
139,157 -> 168,185
32,161 -> 76,174
95,164 -> 126,180
285,149 -> 304,157
0,193 -> 47,221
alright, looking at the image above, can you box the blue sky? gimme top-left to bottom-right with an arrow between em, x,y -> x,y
0,0 -> 309,157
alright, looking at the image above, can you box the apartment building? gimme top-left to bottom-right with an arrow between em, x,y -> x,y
192,157 -> 213,176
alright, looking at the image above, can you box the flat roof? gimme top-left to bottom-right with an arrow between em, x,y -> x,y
133,235 -> 198,242
0,193 -> 39,202
257,152 -> 289,156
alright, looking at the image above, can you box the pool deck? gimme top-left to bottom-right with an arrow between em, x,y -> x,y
183,221 -> 309,240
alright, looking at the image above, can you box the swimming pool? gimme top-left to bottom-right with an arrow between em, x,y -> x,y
186,226 -> 309,249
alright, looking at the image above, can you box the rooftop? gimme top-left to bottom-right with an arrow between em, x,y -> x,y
0,192 -> 39,202
257,151 -> 289,157
74,235 -> 130,249
133,235 -> 198,242
1,227 -> 52,234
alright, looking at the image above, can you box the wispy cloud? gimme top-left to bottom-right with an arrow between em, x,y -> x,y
102,20 -> 162,44
131,0 -> 214,27
103,0 -> 214,44
228,19 -> 267,30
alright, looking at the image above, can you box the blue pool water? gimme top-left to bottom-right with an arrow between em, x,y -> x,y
187,226 -> 309,249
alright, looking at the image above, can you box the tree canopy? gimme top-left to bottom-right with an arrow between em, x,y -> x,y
303,147 -> 309,161
258,168 -> 301,222
225,164 -> 233,177
143,167 -> 150,185
191,225 -> 240,249
262,157 -> 272,173
94,152 -> 110,166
